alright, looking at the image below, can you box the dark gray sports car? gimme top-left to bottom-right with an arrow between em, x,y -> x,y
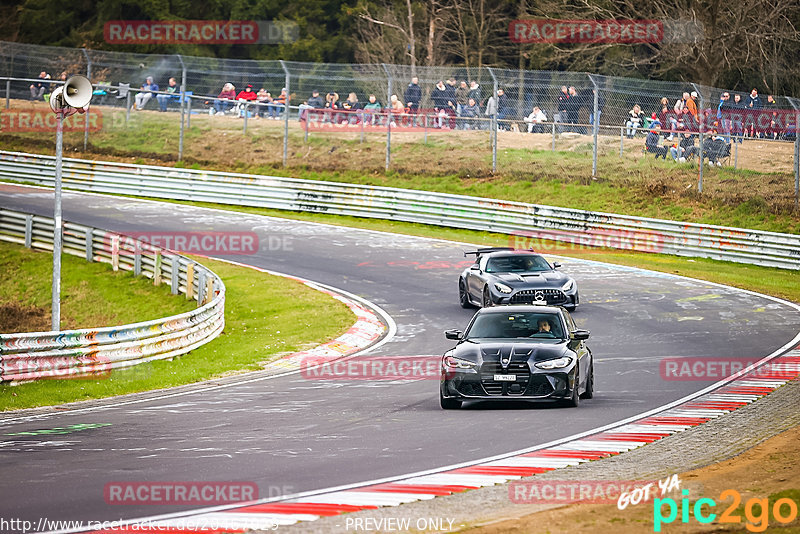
440,305 -> 593,409
458,248 -> 579,310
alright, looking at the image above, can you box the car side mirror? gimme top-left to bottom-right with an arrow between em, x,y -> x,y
469,265 -> 480,271
552,262 -> 561,269
570,329 -> 590,341
445,329 -> 463,340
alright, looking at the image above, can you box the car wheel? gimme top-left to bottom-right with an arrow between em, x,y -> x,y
482,286 -> 493,308
440,389 -> 462,409
563,369 -> 580,407
459,280 -> 472,308
580,361 -> 594,399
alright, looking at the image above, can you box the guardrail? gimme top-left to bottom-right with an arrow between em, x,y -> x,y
0,150 -> 798,270
0,207 -> 226,382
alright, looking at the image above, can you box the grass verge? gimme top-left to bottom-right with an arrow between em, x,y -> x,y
0,250 -> 355,411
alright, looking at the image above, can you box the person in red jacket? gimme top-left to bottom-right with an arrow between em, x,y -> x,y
236,84 -> 257,101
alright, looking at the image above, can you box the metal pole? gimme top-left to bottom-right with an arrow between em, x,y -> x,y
82,49 -> 91,151
52,112 -> 64,331
126,92 -> 131,124
795,111 -> 799,209
551,121 -> 555,151
734,140 -> 738,170
305,109 -> 309,142
487,67 -> 498,173
360,110 -> 365,143
693,84 -> 704,193
279,60 -> 290,167
590,75 -> 599,178
620,127 -> 624,157
177,55 -> 186,161
382,64 -> 392,171
243,103 -> 248,134
5,80 -> 9,109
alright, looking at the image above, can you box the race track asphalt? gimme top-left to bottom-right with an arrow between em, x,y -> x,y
1,184 -> 798,530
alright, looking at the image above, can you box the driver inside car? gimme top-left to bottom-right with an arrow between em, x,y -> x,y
531,318 -> 558,337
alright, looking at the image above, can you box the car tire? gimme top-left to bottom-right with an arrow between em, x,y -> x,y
580,361 -> 594,399
482,286 -> 493,308
440,389 -> 462,409
563,369 -> 580,407
459,280 -> 472,308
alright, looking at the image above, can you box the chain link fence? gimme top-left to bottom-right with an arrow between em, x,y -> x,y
1,40 -> 798,207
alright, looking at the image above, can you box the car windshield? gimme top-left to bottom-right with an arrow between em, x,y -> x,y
466,312 -> 565,340
485,255 -> 551,273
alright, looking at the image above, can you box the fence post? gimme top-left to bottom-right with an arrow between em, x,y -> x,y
279,60 -> 290,167
382,63 -> 392,172
590,75 -> 599,178
24,215 -> 32,248
171,256 -> 180,295
176,54 -> 186,161
795,110 -> 799,209
487,67 -> 498,173
734,141 -> 738,170
5,79 -> 9,109
82,49 -> 91,151
243,103 -> 248,134
693,84 -> 704,193
620,127 -> 624,157
424,114 -> 428,144
85,227 -> 93,262
126,91 -> 131,124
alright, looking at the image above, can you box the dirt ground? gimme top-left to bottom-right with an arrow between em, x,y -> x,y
461,425 -> 800,534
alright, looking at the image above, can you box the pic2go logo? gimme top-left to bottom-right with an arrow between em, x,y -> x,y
653,489 -> 799,532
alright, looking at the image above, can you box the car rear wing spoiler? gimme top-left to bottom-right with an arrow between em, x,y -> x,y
464,247 -> 525,259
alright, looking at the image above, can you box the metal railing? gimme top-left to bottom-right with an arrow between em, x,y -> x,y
1,150 -> 797,270
0,207 -> 226,382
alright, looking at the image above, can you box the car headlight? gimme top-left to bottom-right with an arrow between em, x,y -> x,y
562,279 -> 574,292
535,356 -> 572,370
495,282 -> 513,294
444,355 -> 477,369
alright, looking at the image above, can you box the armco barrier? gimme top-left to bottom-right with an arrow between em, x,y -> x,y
0,150 -> 798,270
0,208 -> 225,382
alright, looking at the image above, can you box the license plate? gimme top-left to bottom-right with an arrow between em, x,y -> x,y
493,374 -> 516,382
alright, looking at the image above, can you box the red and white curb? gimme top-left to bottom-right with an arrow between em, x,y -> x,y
62,348 -> 800,534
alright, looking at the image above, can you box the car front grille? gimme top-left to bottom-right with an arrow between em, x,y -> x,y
510,288 -> 568,305
479,361 -> 531,396
528,375 -> 555,396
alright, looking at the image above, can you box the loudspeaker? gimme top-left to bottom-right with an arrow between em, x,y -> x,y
49,76 -> 92,113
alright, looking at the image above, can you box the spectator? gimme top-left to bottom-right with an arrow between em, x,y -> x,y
444,78 -> 458,129
324,92 -> 340,124
300,89 -> 325,122
341,92 -> 361,124
432,80 -> 451,128
135,76 -> 159,110
389,94 -> 405,127
730,93 -> 745,143
468,81 -> 482,106
670,130 -> 696,162
557,85 -> 570,132
703,128 -> 728,167
764,95 -> 779,139
363,94 -> 382,125
625,104 -> 645,138
567,86 -> 580,133
30,71 -> 50,101
745,88 -> 762,137
156,77 -> 179,112
455,80 -> 470,129
213,83 -> 236,115
270,88 -> 287,119
235,84 -> 258,118
660,96 -> 677,140
496,89 -> 510,130
484,92 -> 496,130
687,91 -> 699,121
255,88 -> 272,118
674,92 -> 689,117
716,92 -> 732,142
645,124 -> 667,159
524,106 -> 547,133
404,77 -> 421,124
461,97 -> 481,130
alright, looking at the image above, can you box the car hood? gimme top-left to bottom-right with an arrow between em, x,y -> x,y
452,340 -> 569,364
492,271 -> 568,288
